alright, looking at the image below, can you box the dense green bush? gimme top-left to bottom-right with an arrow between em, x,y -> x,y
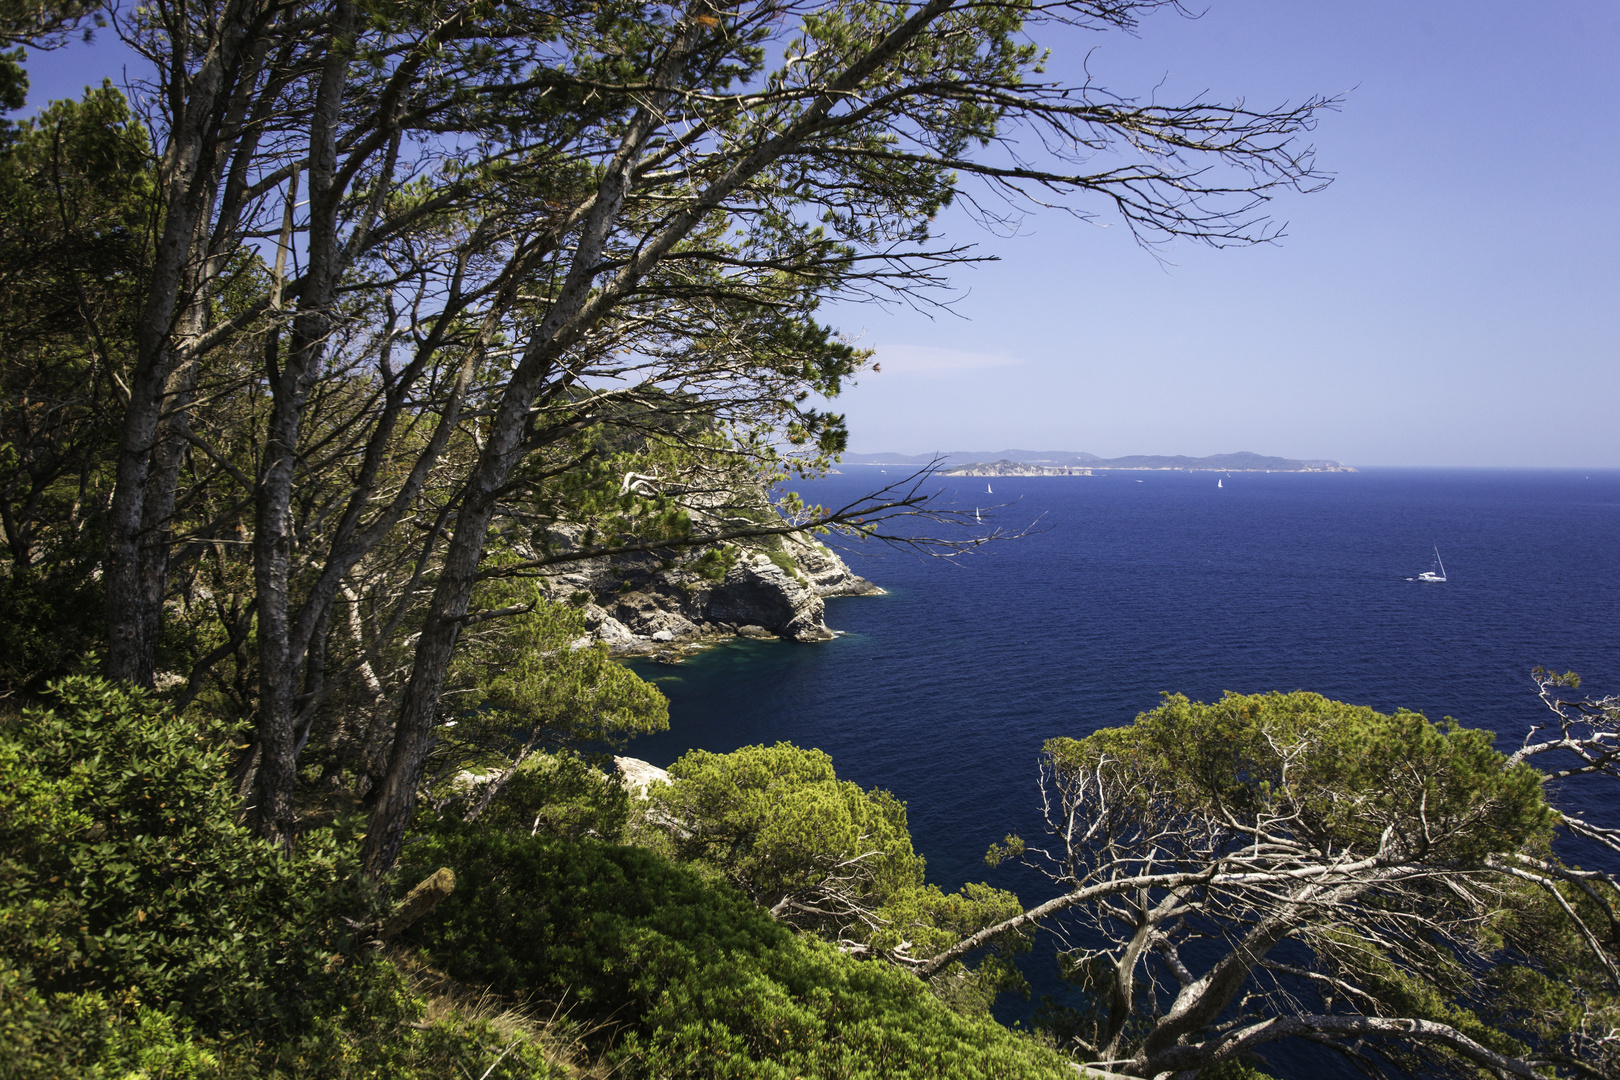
645,742 -> 1028,1005
0,677 -> 388,1072
0,677 -> 384,1023
1,962 -> 577,1080
402,823 -> 1073,1080
474,748 -> 635,841
0,677 -> 592,1079
648,743 -> 925,915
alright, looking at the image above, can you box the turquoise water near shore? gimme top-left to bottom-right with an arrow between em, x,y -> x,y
625,467 -> 1620,1065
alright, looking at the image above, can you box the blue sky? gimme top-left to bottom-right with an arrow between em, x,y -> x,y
813,1 -> 1620,467
23,1 -> 1620,466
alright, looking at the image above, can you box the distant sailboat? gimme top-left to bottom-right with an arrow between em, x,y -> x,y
975,508 -> 981,523
1217,477 -> 1223,489
987,483 -> 992,494
1415,547 -> 1448,583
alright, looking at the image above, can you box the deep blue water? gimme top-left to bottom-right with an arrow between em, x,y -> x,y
625,467 -> 1620,1066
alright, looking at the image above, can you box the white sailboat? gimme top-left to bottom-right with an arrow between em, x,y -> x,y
987,483 -> 992,494
1217,477 -> 1223,488
1416,547 -> 1448,583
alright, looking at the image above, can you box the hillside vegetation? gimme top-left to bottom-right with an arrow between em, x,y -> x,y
0,678 -> 1074,1079
0,0 -> 1613,1075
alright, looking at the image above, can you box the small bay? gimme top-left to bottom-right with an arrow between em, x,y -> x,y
627,467 -> 1620,1048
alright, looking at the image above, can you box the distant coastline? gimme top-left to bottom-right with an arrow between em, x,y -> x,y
940,461 -> 1092,477
843,449 -> 1355,474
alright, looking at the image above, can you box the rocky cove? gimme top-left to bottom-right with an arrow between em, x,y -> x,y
540,532 -> 883,658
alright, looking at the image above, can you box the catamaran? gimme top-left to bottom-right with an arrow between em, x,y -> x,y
1416,547 -> 1447,583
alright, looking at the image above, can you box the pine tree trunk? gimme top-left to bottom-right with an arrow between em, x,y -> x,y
104,1 -> 260,685
359,161 -> 649,873
250,4 -> 353,850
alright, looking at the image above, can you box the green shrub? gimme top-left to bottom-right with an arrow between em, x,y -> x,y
0,677 -> 385,1048
0,974 -> 235,1080
474,749 -> 633,842
402,825 -> 1072,1080
0,677 -> 595,1080
647,743 -> 1028,1003
688,544 -> 738,583
764,549 -> 803,581
1,961 -> 576,1080
211,967 -> 575,1080
651,743 -> 924,916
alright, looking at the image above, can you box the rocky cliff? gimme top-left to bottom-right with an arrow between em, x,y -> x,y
539,532 -> 882,657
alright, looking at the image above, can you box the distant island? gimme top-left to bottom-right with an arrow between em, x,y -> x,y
941,460 -> 1092,477
844,449 -> 1355,474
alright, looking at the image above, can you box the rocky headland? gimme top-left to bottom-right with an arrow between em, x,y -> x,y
942,460 -> 1092,477
538,531 -> 882,658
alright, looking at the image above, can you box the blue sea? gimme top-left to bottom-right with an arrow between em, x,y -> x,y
626,467 -> 1620,1065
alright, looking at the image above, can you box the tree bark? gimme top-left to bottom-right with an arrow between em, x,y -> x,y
105,0 -> 275,685
132,358 -> 200,683
1133,875 -> 1385,1069
251,1 -> 354,850
359,41 -> 683,875
1141,1013 -> 1547,1080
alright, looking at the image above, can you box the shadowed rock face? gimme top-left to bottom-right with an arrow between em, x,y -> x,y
708,555 -> 833,642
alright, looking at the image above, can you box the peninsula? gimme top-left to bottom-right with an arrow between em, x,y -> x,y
846,450 -> 1355,473
941,460 -> 1092,477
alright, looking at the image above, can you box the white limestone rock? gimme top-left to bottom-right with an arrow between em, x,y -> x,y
614,755 -> 670,795
782,535 -> 883,597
